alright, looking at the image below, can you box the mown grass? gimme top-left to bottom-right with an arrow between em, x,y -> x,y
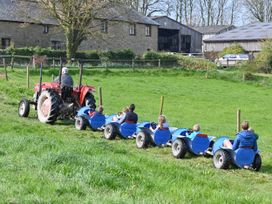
0,67 -> 272,203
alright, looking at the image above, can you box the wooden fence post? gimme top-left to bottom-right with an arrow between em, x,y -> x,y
3,58 -> 8,81
132,59 -> 135,68
237,109 -> 241,133
99,87 -> 103,106
11,55 -> 14,70
32,56 -> 36,69
159,96 -> 164,116
26,65 -> 29,88
53,57 -> 55,69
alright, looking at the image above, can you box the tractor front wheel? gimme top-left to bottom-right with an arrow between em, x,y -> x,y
18,99 -> 30,117
136,131 -> 151,149
75,116 -> 87,130
37,90 -> 60,124
213,149 -> 232,169
252,154 -> 262,171
104,124 -> 117,140
172,139 -> 187,159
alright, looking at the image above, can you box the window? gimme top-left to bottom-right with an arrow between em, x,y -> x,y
145,25 -> 152,37
101,20 -> 108,33
43,25 -> 49,33
129,23 -> 136,36
1,38 -> 11,49
51,41 -> 62,50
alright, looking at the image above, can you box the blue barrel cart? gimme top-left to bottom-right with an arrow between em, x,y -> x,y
103,121 -> 138,140
136,122 -> 172,148
171,129 -> 216,159
75,106 -> 106,131
212,136 -> 262,171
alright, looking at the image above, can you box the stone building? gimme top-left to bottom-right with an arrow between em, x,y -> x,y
152,16 -> 202,53
0,0 -> 159,55
81,5 -> 159,54
0,0 -> 63,49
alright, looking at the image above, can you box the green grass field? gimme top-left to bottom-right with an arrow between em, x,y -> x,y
0,68 -> 271,203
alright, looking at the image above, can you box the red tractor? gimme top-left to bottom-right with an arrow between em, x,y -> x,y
18,62 -> 96,124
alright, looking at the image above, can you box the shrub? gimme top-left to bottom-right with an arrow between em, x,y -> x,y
143,51 -> 161,60
219,44 -> 246,57
76,50 -> 100,60
177,55 -> 216,70
100,49 -> 135,60
254,40 -> 272,73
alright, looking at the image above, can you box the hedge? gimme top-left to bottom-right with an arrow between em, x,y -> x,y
0,47 -> 135,61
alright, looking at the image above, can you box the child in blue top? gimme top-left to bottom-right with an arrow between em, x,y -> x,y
224,121 -> 258,151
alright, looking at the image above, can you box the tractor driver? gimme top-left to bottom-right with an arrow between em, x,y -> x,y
54,67 -> 74,88
124,104 -> 138,124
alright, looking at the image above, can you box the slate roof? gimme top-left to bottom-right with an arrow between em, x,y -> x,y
204,22 -> 272,42
0,0 -> 58,25
151,16 -> 201,34
0,0 -> 159,26
193,25 -> 235,35
97,5 -> 160,25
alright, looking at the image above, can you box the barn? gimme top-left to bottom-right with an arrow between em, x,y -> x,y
203,22 -> 272,54
152,16 -> 202,53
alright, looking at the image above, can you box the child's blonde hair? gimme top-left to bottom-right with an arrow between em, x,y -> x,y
122,107 -> 129,113
158,115 -> 167,129
193,124 -> 200,132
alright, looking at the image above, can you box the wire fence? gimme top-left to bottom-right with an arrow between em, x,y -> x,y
0,55 -> 182,69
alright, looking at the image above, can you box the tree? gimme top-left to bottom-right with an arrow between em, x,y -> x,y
244,0 -> 272,22
35,0 -> 120,60
128,0 -> 172,16
172,0 -> 241,26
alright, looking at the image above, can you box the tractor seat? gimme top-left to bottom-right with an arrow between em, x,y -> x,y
61,86 -> 73,102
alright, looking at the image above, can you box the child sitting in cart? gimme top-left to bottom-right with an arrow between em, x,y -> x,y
89,106 -> 104,117
112,106 -> 129,123
186,124 -> 201,139
223,121 -> 258,151
150,115 -> 169,132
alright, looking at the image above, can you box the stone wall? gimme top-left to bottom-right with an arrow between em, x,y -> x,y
0,21 -> 64,49
0,20 -> 158,55
79,20 -> 158,55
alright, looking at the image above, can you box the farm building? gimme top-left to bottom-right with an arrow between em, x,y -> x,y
0,0 -> 159,55
152,16 -> 202,53
192,25 -> 235,52
203,22 -> 272,54
0,0 -> 63,49
193,25 -> 235,41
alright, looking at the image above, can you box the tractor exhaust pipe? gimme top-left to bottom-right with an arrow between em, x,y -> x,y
58,57 -> 63,86
36,62 -> 43,103
79,60 -> 83,87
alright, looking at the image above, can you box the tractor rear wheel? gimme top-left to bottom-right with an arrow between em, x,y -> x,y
252,154 -> 262,171
37,90 -> 60,124
85,93 -> 96,109
18,99 -> 30,117
172,139 -> 187,159
75,116 -> 87,130
213,149 -> 232,169
104,124 -> 117,140
136,131 -> 151,149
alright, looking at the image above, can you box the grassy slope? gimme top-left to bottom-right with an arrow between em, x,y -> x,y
0,68 -> 271,203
